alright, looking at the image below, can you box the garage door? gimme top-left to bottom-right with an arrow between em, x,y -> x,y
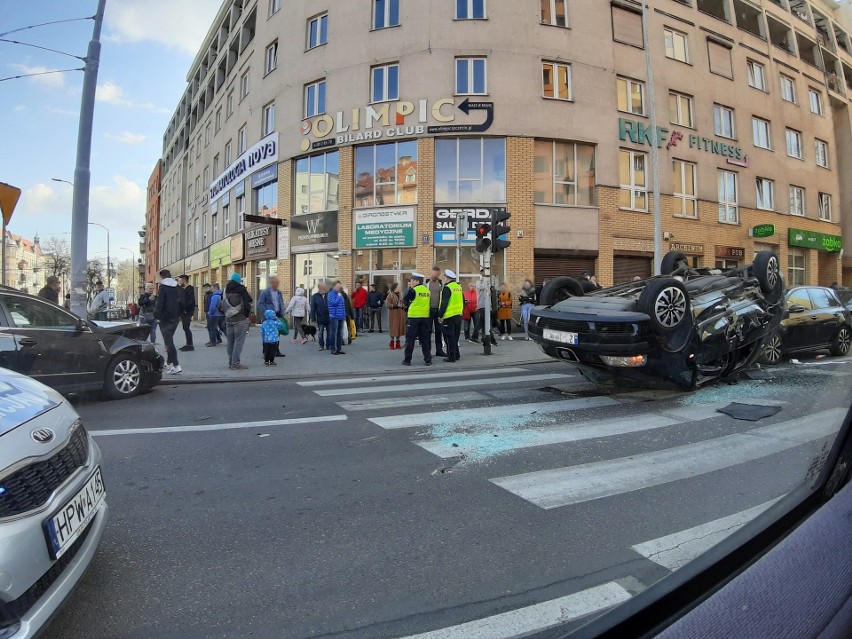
613,255 -> 652,284
534,251 -> 597,285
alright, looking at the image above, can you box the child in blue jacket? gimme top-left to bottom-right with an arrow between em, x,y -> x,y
260,309 -> 281,366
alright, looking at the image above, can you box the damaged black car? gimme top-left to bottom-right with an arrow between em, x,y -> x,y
528,251 -> 785,390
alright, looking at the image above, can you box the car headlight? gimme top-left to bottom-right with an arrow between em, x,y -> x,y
600,354 -> 647,367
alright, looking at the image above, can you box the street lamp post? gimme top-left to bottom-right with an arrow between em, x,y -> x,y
88,222 -> 110,293
641,1 -> 663,274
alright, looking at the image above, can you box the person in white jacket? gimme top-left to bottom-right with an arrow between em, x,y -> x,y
285,287 -> 310,344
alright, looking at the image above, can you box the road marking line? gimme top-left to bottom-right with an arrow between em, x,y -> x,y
491,408 -> 845,510
338,391 -> 488,412
298,367 -> 529,387
396,582 -> 632,639
90,414 -> 348,436
314,373 -> 570,397
631,497 -> 784,571
369,396 -> 621,430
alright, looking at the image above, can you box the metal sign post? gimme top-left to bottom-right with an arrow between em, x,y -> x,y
482,249 -> 492,355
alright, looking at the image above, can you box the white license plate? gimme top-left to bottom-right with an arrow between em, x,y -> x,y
44,467 -> 105,559
543,328 -> 579,345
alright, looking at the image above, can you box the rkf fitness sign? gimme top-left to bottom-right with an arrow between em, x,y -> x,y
209,133 -> 279,203
618,118 -> 745,161
354,207 -> 416,249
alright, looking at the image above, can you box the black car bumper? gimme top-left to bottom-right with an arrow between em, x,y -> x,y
140,353 -> 164,389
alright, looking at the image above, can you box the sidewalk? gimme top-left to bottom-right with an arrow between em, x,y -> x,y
159,322 -> 553,384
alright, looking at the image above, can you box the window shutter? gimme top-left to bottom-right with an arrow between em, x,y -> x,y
612,6 -> 644,48
707,40 -> 733,79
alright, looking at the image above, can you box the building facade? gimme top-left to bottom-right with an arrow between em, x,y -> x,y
3,232 -> 45,294
145,161 -> 161,285
157,0 -> 852,309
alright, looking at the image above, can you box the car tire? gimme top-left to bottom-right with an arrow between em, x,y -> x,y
830,325 -> 851,357
759,331 -> 784,365
638,278 -> 690,334
540,277 -> 584,306
103,353 -> 143,400
752,251 -> 782,296
660,251 -> 689,275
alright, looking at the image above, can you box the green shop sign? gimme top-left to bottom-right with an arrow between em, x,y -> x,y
354,206 -> 416,249
751,224 -> 775,238
618,118 -> 744,160
788,227 -> 842,253
209,238 -> 232,268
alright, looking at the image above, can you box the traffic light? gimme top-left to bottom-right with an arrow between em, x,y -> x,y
475,223 -> 491,253
491,210 -> 511,252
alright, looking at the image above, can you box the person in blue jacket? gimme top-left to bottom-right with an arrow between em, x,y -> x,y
206,282 -> 225,346
260,309 -> 281,366
326,282 -> 347,355
310,282 -> 330,350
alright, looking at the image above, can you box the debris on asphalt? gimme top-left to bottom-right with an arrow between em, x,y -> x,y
257,433 -> 270,438
717,403 -> 782,421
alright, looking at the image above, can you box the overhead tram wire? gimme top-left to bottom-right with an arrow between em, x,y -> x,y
0,38 -> 87,60
0,15 -> 94,39
0,68 -> 84,83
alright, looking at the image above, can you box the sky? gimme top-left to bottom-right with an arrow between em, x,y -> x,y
0,0 -> 220,264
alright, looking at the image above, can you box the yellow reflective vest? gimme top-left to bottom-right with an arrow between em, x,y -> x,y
442,281 -> 463,320
407,285 -> 431,318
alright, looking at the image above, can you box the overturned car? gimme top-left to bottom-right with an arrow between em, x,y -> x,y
528,251 -> 785,390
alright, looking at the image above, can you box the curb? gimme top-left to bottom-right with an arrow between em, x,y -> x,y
163,357 -> 558,386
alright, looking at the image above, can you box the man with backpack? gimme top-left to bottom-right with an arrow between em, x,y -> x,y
206,283 -> 225,346
220,273 -> 253,370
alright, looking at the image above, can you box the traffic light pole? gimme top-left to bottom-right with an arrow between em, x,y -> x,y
482,250 -> 492,356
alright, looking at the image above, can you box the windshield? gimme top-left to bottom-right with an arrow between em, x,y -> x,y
3,2 -> 851,639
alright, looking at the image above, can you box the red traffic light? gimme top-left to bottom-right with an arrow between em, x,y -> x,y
475,223 -> 491,253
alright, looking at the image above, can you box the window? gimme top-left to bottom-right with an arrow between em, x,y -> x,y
215,108 -> 222,133
304,79 -> 327,117
534,140 -> 596,206
542,62 -> 572,100
785,128 -> 802,159
787,249 -> 806,286
269,0 -> 280,16
541,0 -> 568,26
238,126 -> 247,154
456,57 -> 487,95
224,140 -> 232,165
262,102 -> 275,135
718,170 -> 738,223
2,296 -> 78,329
212,208 -> 219,242
815,139 -> 828,168
435,137 -> 507,203
456,0 -> 486,20
265,42 -> 278,74
371,63 -> 400,103
618,149 -> 647,211
818,192 -> 832,221
780,75 -> 796,103
240,70 -> 250,99
755,177 -> 775,210
612,5 -> 644,48
374,0 -> 400,29
664,28 -> 689,62
752,117 -> 771,149
789,186 -> 805,216
189,145 -> 194,168
204,122 -> 211,147
672,159 -> 697,217
747,60 -> 766,91
307,13 -> 328,48
713,104 -> 735,139
808,88 -> 823,115
809,288 -> 838,310
226,91 -> 234,117
202,212 -> 208,246
224,202 -> 231,237
213,154 -> 220,176
668,91 -> 694,127
355,140 -> 418,206
707,40 -> 733,78
237,195 -> 246,230
617,77 -> 644,115
295,151 -> 340,214
254,181 -> 278,217
202,166 -> 209,189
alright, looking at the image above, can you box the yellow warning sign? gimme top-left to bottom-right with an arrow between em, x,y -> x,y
0,182 -> 22,226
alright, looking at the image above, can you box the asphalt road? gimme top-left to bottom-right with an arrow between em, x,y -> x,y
43,356 -> 852,639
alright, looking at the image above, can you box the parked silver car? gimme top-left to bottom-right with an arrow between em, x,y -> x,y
0,368 -> 107,638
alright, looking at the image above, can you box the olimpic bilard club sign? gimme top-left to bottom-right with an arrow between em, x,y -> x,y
209,133 -> 279,203
299,98 -> 494,152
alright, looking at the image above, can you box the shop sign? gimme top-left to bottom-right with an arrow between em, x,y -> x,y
251,165 -> 277,189
277,226 -> 290,259
788,227 -> 843,252
618,118 -> 744,160
185,249 -> 209,272
751,224 -> 775,238
354,206 -> 415,248
209,239 -> 232,268
231,233 -> 244,262
299,98 -> 494,153
234,181 -> 245,198
290,210 -> 339,254
244,225 -> 277,260
433,206 -> 507,246
669,242 -> 704,255
715,245 -> 745,259
209,132 -> 278,203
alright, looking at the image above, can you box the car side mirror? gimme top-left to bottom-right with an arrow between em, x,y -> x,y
788,304 -> 805,314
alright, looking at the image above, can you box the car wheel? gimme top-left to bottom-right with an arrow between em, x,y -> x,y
830,326 -> 851,357
752,251 -> 782,296
760,331 -> 783,365
660,251 -> 688,275
539,277 -> 584,306
103,354 -> 142,400
638,278 -> 690,334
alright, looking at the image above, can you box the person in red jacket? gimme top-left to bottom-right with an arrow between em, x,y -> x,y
462,281 -> 478,342
351,281 -> 368,331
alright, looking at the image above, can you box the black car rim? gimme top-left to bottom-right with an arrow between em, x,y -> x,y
113,359 -> 141,394
838,328 -> 851,355
764,335 -> 782,363
654,287 -> 687,328
766,256 -> 780,290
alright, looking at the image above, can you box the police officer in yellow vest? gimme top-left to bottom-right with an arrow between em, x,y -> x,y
402,272 -> 432,366
438,269 -> 463,363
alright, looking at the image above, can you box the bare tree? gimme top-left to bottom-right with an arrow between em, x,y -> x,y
85,260 -> 104,301
41,235 -> 71,291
